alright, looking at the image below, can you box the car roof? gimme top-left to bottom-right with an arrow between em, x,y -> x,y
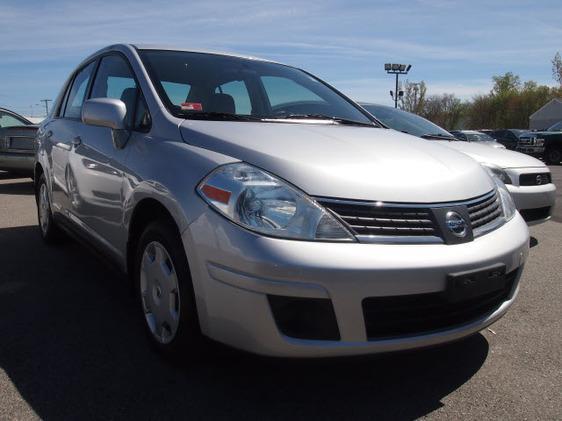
132,44 -> 279,64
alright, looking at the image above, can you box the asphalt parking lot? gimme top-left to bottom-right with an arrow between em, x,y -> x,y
0,168 -> 560,420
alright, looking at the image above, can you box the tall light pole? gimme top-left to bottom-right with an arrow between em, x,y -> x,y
384,63 -> 412,108
40,99 -> 52,116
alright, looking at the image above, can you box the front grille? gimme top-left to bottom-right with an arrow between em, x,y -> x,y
363,268 -> 519,339
317,190 -> 503,242
316,202 -> 436,237
467,190 -> 501,229
518,136 -> 535,146
519,173 -> 551,186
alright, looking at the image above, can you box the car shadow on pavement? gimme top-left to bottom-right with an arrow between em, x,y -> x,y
0,225 -> 489,420
0,179 -> 34,195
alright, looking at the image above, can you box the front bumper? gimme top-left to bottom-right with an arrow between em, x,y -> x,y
506,183 -> 556,225
0,152 -> 35,173
183,210 -> 529,357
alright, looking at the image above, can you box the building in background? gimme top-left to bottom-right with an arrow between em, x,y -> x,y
529,99 -> 562,130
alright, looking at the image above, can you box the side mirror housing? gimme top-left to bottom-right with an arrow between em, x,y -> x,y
82,98 -> 127,130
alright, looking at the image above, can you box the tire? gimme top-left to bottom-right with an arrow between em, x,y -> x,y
134,219 -> 205,358
35,174 -> 64,243
545,148 -> 561,165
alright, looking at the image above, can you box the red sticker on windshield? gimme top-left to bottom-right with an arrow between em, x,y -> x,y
181,102 -> 203,111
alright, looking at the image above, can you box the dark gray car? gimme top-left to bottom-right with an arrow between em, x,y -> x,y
0,108 -> 38,175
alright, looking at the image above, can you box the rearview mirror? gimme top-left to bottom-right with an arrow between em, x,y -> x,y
82,98 -> 127,130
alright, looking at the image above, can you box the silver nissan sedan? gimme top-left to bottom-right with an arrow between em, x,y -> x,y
35,44 -> 529,358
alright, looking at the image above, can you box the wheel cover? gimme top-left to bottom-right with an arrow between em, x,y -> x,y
140,241 -> 181,344
549,149 -> 561,161
39,183 -> 50,235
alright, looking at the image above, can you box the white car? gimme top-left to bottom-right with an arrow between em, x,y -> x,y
361,104 -> 556,225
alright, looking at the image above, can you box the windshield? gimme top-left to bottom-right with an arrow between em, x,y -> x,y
139,50 -> 374,124
360,104 -> 454,139
464,132 -> 495,142
547,121 -> 562,131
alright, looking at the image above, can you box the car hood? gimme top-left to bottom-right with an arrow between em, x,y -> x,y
435,140 -> 546,169
532,131 -> 560,137
180,121 -> 494,203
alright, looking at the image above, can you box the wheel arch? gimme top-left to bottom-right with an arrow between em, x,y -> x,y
126,197 -> 184,279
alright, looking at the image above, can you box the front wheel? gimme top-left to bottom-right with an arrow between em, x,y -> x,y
135,219 -> 204,358
545,148 -> 561,165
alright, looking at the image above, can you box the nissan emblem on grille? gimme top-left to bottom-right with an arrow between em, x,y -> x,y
445,211 -> 468,237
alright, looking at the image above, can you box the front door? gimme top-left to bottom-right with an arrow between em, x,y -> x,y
67,53 -> 143,255
49,61 -> 97,215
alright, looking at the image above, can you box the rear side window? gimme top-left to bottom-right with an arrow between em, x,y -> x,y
63,61 -> 96,119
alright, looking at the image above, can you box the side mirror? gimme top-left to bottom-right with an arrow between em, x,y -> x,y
82,98 -> 127,130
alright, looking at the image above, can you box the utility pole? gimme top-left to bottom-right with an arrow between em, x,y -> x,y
384,63 -> 412,108
40,99 -> 52,116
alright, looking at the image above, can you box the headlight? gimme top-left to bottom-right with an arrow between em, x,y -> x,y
481,163 -> 512,184
197,163 -> 355,241
483,165 -> 517,221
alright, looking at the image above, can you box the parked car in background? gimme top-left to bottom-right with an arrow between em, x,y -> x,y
361,104 -> 556,225
485,129 -> 526,150
450,130 -> 505,149
35,44 -> 530,359
527,121 -> 562,164
0,107 -> 38,176
486,129 -> 545,158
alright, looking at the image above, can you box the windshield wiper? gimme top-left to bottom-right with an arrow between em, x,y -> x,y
420,133 -> 457,140
180,111 -> 263,122
265,113 -> 375,127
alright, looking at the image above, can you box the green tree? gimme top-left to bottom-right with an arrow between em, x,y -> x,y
491,72 -> 521,96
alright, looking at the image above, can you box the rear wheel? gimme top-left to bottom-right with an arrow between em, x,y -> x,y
35,174 -> 64,243
545,147 -> 561,165
135,219 -> 204,358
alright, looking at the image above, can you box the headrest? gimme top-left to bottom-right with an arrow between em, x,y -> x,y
206,93 -> 235,114
120,87 -> 138,106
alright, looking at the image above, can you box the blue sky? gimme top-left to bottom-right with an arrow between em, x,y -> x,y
1,0 -> 561,117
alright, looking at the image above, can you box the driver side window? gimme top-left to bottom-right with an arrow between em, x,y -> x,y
90,54 -> 150,131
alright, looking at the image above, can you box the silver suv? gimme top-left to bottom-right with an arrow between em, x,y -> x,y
35,44 -> 529,358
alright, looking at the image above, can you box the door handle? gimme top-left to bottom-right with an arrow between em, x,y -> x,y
72,136 -> 82,147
